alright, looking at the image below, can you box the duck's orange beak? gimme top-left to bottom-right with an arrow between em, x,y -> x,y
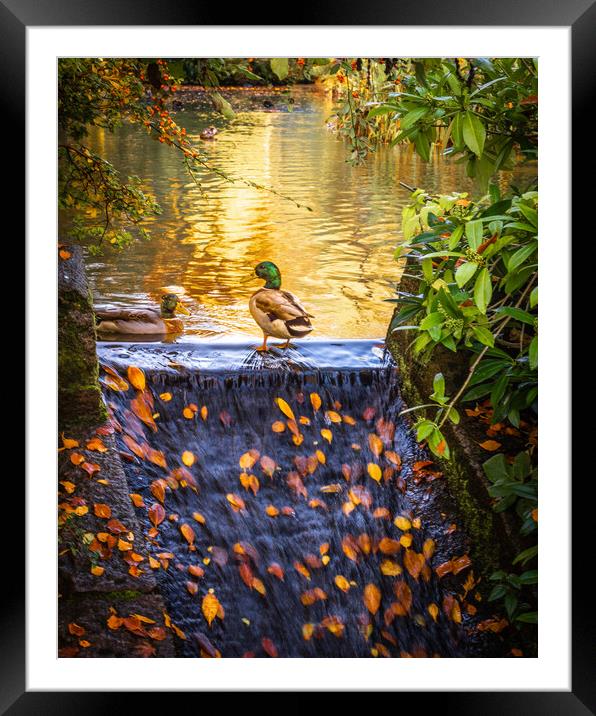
175,301 -> 191,315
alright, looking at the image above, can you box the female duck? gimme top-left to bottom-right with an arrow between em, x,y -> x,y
249,261 -> 314,351
95,293 -> 190,336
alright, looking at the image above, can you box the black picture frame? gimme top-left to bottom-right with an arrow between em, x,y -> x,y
11,0 -> 584,709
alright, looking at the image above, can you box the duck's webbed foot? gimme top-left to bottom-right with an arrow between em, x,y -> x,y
255,334 -> 270,352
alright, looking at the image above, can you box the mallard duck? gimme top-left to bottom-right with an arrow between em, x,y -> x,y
249,261 -> 314,351
200,126 -> 218,140
95,293 -> 190,336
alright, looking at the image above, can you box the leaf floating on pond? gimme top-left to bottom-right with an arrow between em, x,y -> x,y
239,450 -> 260,469
325,410 -> 342,424
368,434 -> 383,457
261,637 -> 278,657
271,421 -> 286,433
180,523 -> 195,546
320,429 -> 333,444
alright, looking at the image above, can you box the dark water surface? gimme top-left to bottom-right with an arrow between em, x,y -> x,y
98,341 -> 474,658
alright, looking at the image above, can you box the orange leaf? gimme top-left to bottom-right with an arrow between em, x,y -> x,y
180,523 -> 195,545
267,563 -> 285,581
368,434 -> 383,457
271,420 -> 286,433
334,575 -> 351,592
148,502 -> 165,527
202,591 -> 222,627
261,637 -> 278,657
275,397 -> 295,421
325,410 -> 342,423
239,449 -> 260,469
226,493 -> 246,512
127,366 -> 146,391
93,503 -> 112,519
310,393 -> 322,411
479,440 -> 502,452
363,583 -> 381,615
260,455 -> 276,477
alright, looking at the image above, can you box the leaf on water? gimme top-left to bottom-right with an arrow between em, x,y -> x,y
226,493 -> 246,512
378,537 -> 401,555
261,637 -> 278,657
86,437 -> 108,452
202,591 -> 222,627
325,410 -> 342,424
315,450 -> 326,465
148,502 -> 165,527
130,394 -> 157,431
189,564 -> 205,578
267,563 -> 284,581
180,523 -> 195,545
240,472 -> 260,495
362,407 -> 376,421
70,452 -> 85,466
181,451 -> 195,467
260,456 -> 276,477
341,535 -> 360,562
394,515 -> 411,531
373,507 -> 391,520
127,366 -> 146,391
364,583 -> 382,615
367,463 -> 382,482
342,415 -> 356,426
123,435 -> 144,459
159,392 -> 172,401
320,428 -> 333,444
399,533 -> 413,548
294,561 -> 311,580
271,421 -> 286,433
310,393 -> 322,411
380,559 -> 402,576
385,451 -> 402,467
423,538 -> 436,560
200,406 -> 208,421
192,512 -> 206,525
428,603 -> 439,622
93,503 -> 112,519
368,434 -> 383,457
150,479 -> 167,504
404,549 -> 425,580
265,505 -> 279,517
302,623 -> 314,641
275,397 -> 295,421
239,450 -> 260,469
334,575 -> 351,592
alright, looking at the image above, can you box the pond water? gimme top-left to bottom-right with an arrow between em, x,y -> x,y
84,86 -> 524,341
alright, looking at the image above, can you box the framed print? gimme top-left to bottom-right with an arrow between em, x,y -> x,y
10,0 -> 585,708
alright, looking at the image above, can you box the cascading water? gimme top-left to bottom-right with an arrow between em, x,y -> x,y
97,340 -> 475,658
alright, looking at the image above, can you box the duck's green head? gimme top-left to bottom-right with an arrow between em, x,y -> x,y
254,261 -> 281,289
160,293 -> 190,317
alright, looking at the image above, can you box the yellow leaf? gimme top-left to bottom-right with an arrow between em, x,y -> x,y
202,592 -> 221,627
394,515 -> 411,531
271,421 -> 286,433
310,393 -> 322,411
428,603 -> 439,622
275,397 -> 295,421
302,623 -> 314,640
127,366 -> 146,391
239,450 -> 260,469
159,392 -> 172,401
200,405 -> 208,421
325,410 -> 342,423
181,451 -> 195,467
265,504 -> 279,517
315,450 -> 326,465
367,463 -> 382,482
226,493 -> 246,512
423,538 -> 436,560
320,429 -> 333,444
334,575 -> 351,592
400,533 -> 413,548
380,560 -> 402,576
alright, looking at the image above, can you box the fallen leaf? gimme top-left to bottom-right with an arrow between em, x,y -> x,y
310,393 -> 322,411
127,366 -> 146,391
182,451 -> 196,467
479,440 -> 502,452
367,463 -> 382,482
201,591 -> 222,627
363,584 -> 381,615
275,397 -> 295,421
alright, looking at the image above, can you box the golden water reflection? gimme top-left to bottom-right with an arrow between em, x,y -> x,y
84,87 -> 533,341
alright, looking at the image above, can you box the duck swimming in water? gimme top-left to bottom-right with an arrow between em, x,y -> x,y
249,261 -> 314,351
200,126 -> 218,140
95,293 -> 190,336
